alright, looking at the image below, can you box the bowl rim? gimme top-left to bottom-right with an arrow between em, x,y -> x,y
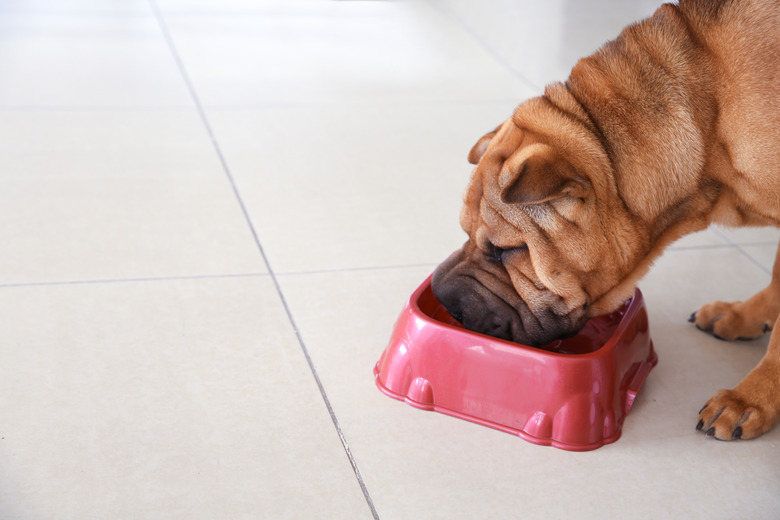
409,275 -> 642,359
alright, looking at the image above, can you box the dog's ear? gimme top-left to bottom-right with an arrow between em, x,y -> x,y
468,126 -> 501,164
500,146 -> 588,205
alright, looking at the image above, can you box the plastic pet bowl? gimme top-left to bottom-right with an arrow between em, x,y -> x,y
374,275 -> 657,451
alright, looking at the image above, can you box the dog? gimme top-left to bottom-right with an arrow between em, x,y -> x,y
431,0 -> 779,441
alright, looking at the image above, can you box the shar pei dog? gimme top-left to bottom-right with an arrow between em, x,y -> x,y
432,0 -> 779,441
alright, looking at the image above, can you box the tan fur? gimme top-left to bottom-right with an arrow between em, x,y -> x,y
435,0 -> 780,440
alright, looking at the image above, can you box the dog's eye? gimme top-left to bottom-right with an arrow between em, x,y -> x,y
488,243 -> 505,262
485,243 -> 529,263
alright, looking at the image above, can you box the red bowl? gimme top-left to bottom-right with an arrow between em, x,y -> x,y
374,275 -> 657,451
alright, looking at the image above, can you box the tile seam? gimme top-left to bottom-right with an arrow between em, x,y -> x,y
710,227 -> 773,276
0,272 -> 269,289
148,2 -> 380,518
422,0 -> 542,94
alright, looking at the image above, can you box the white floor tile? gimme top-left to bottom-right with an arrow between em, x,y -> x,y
428,0 -> 667,90
207,102 -> 521,273
0,13 -> 191,108
155,0 -> 319,12
164,1 -> 533,106
0,278 -> 371,519
0,0 -> 151,14
666,228 -> 729,249
738,244 -> 778,273
0,110 -> 263,283
714,224 -> 780,245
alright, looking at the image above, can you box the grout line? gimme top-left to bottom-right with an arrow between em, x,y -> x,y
0,9 -> 152,16
0,105 -> 198,112
7,242 -> 772,290
199,98 -> 524,110
0,272 -> 268,289
0,97 -> 524,113
275,262 -> 439,278
422,0 -> 542,94
0,264 -> 439,290
3,244 -> 771,290
710,227 -> 773,276
668,242 -> 750,251
147,2 -> 380,518
276,241 -> 778,277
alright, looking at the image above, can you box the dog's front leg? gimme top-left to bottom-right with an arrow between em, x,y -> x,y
690,241 -> 780,339
695,242 -> 780,440
696,326 -> 780,440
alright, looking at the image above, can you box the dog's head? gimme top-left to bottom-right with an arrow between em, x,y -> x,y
432,98 -> 653,346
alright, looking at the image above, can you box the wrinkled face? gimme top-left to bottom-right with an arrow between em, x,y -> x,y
432,116 -> 643,347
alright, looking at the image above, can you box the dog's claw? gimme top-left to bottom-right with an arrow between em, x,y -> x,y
705,427 -> 716,437
688,312 -> 697,323
732,426 -> 743,440
696,419 -> 704,431
696,323 -> 714,334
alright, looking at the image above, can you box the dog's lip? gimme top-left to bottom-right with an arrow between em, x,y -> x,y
438,271 -> 543,345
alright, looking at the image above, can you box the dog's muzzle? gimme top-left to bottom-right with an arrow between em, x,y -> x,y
431,252 -> 586,347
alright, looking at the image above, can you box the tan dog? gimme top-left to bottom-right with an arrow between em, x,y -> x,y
431,0 -> 779,441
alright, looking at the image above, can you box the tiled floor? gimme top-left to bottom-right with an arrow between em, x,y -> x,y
1,1 -> 778,518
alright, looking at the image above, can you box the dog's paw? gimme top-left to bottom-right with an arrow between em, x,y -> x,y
689,300 -> 771,341
696,389 -> 774,440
